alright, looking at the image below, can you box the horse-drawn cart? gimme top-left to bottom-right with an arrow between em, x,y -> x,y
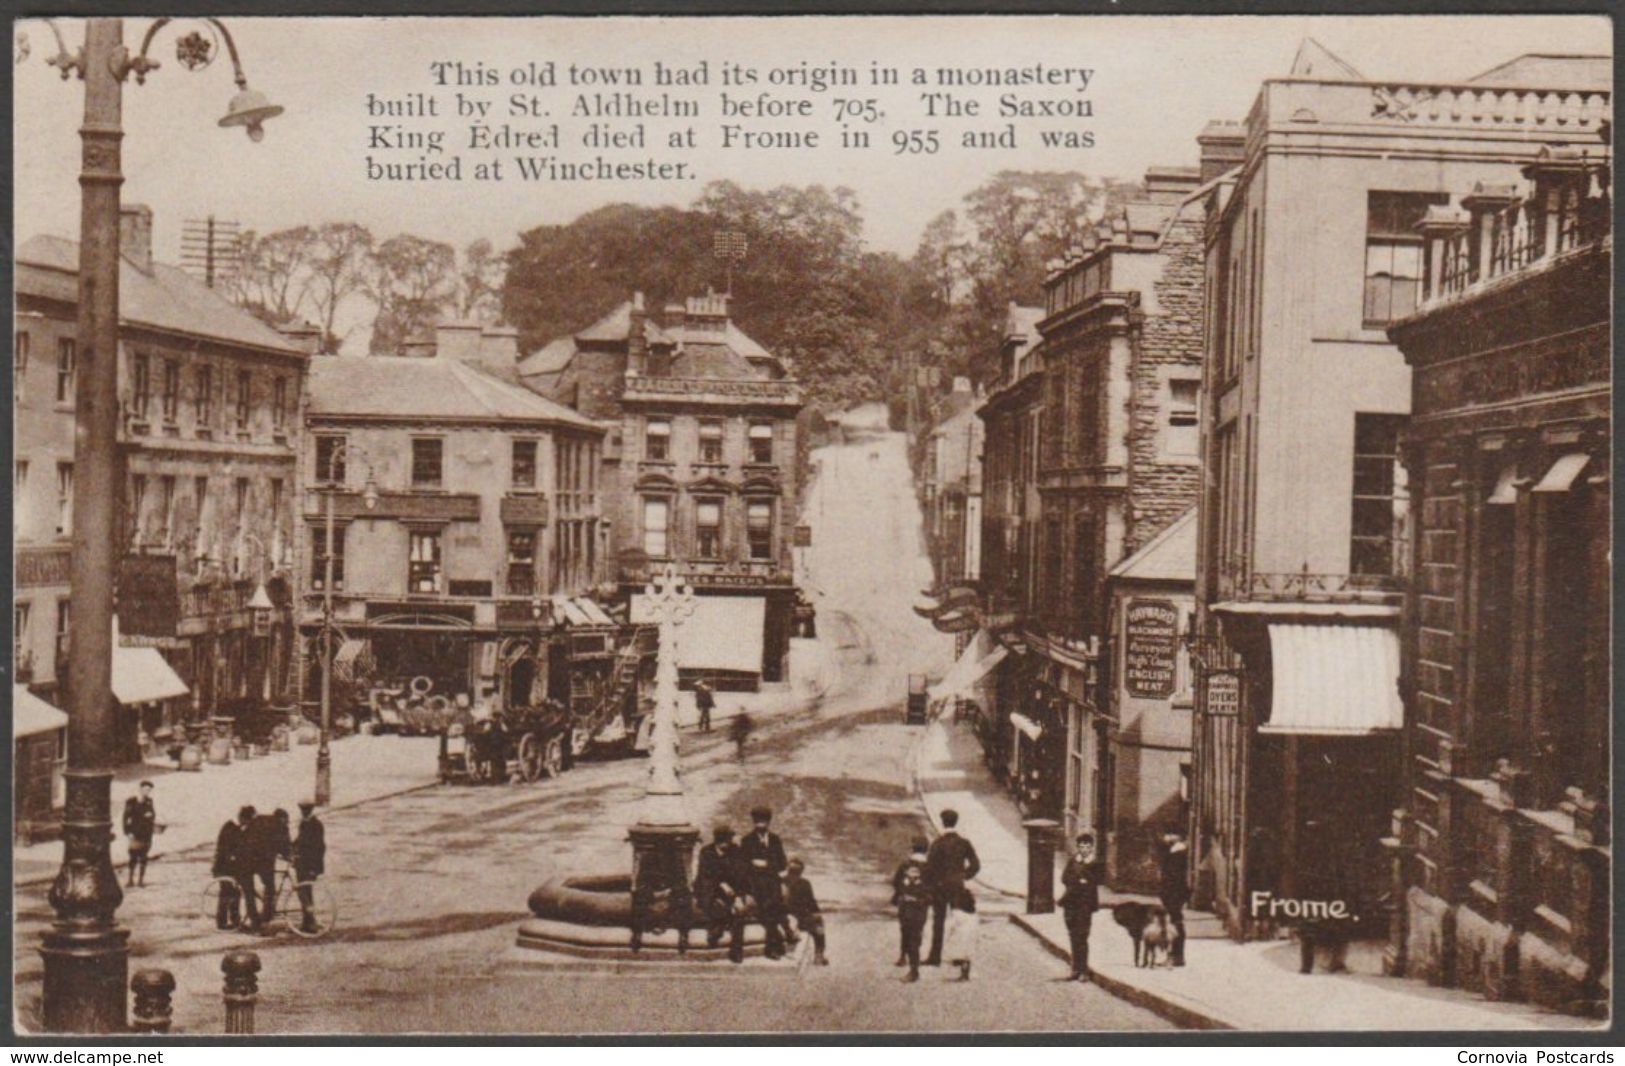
438,702 -> 574,785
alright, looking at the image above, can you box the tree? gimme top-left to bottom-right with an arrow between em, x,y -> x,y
300,222 -> 374,353
454,239 -> 508,323
367,234 -> 457,353
231,226 -> 314,328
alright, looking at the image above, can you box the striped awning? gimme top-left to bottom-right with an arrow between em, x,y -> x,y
1261,623 -> 1402,735
553,596 -> 615,628
333,639 -> 374,683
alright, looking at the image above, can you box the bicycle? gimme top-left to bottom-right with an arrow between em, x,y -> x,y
201,863 -> 336,939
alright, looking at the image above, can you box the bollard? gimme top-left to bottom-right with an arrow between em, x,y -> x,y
1022,818 -> 1061,914
221,950 -> 261,1035
130,969 -> 175,1034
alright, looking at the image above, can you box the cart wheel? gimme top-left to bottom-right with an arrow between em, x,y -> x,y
542,734 -> 566,779
517,733 -> 543,782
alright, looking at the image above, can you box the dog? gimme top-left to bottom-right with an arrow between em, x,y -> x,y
1111,901 -> 1173,968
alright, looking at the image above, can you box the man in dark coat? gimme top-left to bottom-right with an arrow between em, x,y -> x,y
891,838 -> 932,982
293,800 -> 327,934
924,808 -> 981,966
693,825 -> 748,960
122,781 -> 159,887
1060,831 -> 1105,980
1159,830 -> 1190,967
242,809 -> 291,930
738,806 -> 788,959
212,806 -> 253,929
694,680 -> 716,733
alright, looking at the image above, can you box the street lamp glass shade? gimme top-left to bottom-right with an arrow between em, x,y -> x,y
362,478 -> 379,511
218,87 -> 283,141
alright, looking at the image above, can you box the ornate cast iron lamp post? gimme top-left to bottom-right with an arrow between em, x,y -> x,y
25,16 -> 280,1032
628,564 -> 701,951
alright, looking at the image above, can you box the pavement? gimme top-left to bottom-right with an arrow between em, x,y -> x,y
912,715 -> 1606,1032
13,733 -> 442,888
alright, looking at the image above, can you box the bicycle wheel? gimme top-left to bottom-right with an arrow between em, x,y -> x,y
276,875 -> 337,938
201,877 -> 244,931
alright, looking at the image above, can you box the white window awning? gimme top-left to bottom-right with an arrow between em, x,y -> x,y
631,593 -> 765,674
1533,453 -> 1590,494
928,629 -> 1009,703
1486,464 -> 1520,505
1260,623 -> 1402,736
1009,712 -> 1044,741
113,646 -> 190,706
14,685 -> 68,738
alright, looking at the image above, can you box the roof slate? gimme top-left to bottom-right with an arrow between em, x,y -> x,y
309,354 -> 603,429
16,234 -> 300,355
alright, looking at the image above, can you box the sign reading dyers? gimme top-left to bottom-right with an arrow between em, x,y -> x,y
1123,598 -> 1178,700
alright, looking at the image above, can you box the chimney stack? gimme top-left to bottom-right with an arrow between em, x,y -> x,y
434,319 -> 484,366
120,203 -> 155,274
627,292 -> 648,376
1197,121 -> 1246,183
476,325 -> 521,381
278,319 -> 322,356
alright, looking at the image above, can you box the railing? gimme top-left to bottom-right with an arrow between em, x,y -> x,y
1244,569 -> 1405,604
622,375 -> 802,404
1367,82 -> 1610,131
1424,149 -> 1611,303
617,557 -> 791,585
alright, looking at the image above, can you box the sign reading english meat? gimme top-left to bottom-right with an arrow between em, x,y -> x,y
1124,598 -> 1179,699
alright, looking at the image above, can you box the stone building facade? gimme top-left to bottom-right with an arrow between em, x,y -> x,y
299,324 -> 609,716
520,292 -> 803,688
968,164 -> 1208,862
1189,43 -> 1611,938
1384,145 -> 1610,1015
15,207 -> 308,759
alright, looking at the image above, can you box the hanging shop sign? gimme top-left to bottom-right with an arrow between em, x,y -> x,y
1123,598 -> 1179,699
117,554 -> 180,639
1205,671 -> 1242,718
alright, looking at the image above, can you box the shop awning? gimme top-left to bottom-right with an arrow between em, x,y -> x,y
112,646 -> 189,706
1533,453 -> 1590,493
333,639 -> 374,683
630,593 -> 765,674
14,685 -> 68,738
1260,623 -> 1402,735
1009,712 -> 1044,741
928,629 -> 1008,703
553,596 -> 616,628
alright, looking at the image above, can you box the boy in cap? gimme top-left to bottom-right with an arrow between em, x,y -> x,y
891,838 -> 932,982
784,858 -> 828,966
693,824 -> 743,953
1059,830 -> 1105,980
122,780 -> 161,887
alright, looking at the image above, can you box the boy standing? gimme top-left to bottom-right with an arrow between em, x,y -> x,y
784,858 -> 828,966
891,838 -> 932,982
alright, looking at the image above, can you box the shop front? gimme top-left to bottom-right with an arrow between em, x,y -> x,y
14,685 -> 68,842
1197,606 -> 1404,939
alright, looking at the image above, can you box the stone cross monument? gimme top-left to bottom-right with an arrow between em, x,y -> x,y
628,563 -> 700,951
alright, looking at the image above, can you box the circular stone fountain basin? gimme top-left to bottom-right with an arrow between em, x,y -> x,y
519,874 -> 771,961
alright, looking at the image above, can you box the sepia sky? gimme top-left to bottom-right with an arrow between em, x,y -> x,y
13,15 -> 1611,266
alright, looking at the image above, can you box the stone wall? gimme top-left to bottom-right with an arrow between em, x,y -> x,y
1125,206 -> 1204,556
